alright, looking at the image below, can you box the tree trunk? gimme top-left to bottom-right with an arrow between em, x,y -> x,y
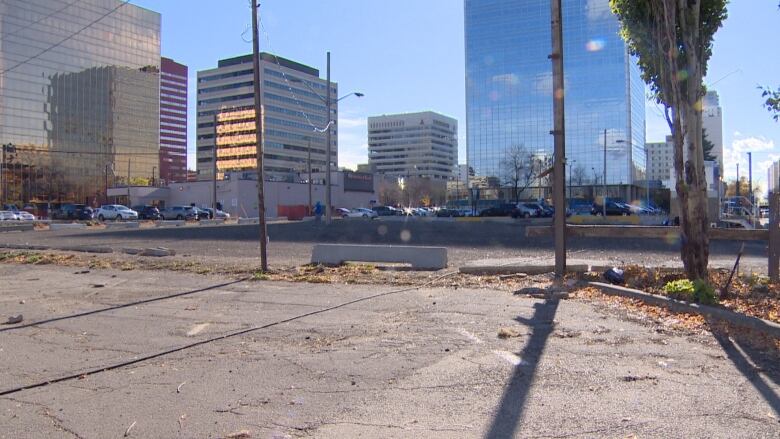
677,0 -> 709,280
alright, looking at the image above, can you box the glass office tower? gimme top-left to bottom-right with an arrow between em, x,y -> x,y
464,0 -> 645,198
0,0 -> 160,205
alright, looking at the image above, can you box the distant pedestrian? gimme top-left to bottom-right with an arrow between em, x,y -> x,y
314,201 -> 323,223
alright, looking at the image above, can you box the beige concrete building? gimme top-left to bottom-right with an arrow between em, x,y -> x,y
368,111 -> 457,180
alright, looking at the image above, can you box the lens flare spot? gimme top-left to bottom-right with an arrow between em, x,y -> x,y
585,39 -> 605,52
400,229 -> 412,243
377,224 -> 388,236
489,90 -> 500,101
676,69 -> 689,81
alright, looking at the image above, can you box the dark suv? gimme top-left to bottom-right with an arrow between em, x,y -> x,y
592,201 -> 631,216
132,205 -> 161,220
51,204 -> 93,220
479,203 -> 517,217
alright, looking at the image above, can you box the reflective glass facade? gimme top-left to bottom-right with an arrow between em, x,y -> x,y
465,0 -> 645,195
0,0 -> 160,204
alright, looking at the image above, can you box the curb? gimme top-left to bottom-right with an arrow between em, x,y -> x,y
589,282 -> 780,338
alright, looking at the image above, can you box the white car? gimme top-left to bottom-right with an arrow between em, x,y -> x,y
15,211 -> 35,221
0,211 -> 18,221
96,205 -> 138,221
344,208 -> 378,219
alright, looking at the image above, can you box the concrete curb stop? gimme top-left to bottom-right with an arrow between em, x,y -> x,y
138,247 -> 175,257
0,243 -> 52,251
105,222 -> 140,229
156,220 -> 186,227
311,244 -> 447,270
49,223 -> 87,231
58,246 -> 113,254
459,263 -> 589,276
589,282 -> 780,338
0,224 -> 35,233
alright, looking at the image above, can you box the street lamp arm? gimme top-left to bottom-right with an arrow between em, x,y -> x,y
336,92 -> 364,102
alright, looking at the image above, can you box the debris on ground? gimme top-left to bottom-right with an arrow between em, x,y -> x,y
4,314 -> 23,324
497,327 -> 521,338
224,430 -> 251,439
603,267 -> 625,285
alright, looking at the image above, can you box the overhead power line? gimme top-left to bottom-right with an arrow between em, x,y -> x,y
0,0 -> 131,77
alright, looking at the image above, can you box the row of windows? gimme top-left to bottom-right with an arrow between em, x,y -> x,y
198,69 -> 253,83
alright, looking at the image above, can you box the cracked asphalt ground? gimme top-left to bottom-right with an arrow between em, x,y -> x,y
1,265 -> 779,438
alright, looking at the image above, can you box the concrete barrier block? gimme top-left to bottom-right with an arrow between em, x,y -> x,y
105,222 -> 140,229
49,223 -> 87,230
156,220 -> 186,227
238,217 -> 259,225
311,244 -> 447,270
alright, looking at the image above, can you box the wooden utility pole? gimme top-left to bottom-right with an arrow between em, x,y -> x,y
551,0 -> 567,277
307,138 -> 312,215
325,52 -> 333,224
252,0 -> 268,271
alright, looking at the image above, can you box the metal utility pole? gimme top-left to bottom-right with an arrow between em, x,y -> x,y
1,144 -> 6,206
307,138 -> 312,215
251,0 -> 268,271
603,129 -> 607,217
748,151 -> 753,206
550,0 -> 566,277
325,51 -> 333,224
213,113 -> 219,210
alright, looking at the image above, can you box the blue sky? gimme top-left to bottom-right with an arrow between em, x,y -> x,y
132,0 -> 779,190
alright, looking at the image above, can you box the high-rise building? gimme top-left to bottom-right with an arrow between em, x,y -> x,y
196,53 -> 336,181
0,0 -> 161,204
769,160 -> 780,195
160,57 -> 188,183
464,0 -> 645,198
646,136 -> 674,182
702,90 -> 723,171
367,111 -> 457,180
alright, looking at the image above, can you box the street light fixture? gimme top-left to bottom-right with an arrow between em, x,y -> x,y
288,67 -> 364,224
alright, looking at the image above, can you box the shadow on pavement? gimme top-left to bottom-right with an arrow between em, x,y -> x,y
712,329 -> 780,418
485,298 -> 560,439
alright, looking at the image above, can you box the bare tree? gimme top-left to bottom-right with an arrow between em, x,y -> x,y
501,145 -> 536,202
572,165 -> 587,187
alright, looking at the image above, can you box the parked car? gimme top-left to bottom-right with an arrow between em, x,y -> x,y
159,206 -> 197,220
51,204 -> 94,221
456,208 -> 475,217
512,203 -> 541,218
96,205 -> 138,221
372,206 -> 400,216
569,203 -> 595,216
592,201 -> 631,216
190,207 -> 211,220
0,211 -> 18,221
132,205 -> 161,220
435,208 -> 461,217
344,208 -> 378,219
204,208 -> 230,219
15,211 -> 35,221
336,208 -> 352,218
479,203 -> 517,217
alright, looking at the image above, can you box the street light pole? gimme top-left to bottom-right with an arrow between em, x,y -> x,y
603,129 -> 607,217
251,0 -> 268,271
